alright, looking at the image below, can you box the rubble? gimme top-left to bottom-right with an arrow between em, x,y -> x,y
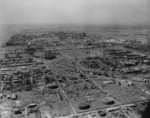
0,27 -> 150,118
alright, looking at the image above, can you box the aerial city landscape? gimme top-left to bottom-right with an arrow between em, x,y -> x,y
0,25 -> 150,118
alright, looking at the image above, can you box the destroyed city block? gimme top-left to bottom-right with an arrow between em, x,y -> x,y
0,26 -> 150,118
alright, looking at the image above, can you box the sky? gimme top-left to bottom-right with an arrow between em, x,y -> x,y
0,0 -> 150,25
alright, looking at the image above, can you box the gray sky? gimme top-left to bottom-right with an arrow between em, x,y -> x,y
0,0 -> 150,25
